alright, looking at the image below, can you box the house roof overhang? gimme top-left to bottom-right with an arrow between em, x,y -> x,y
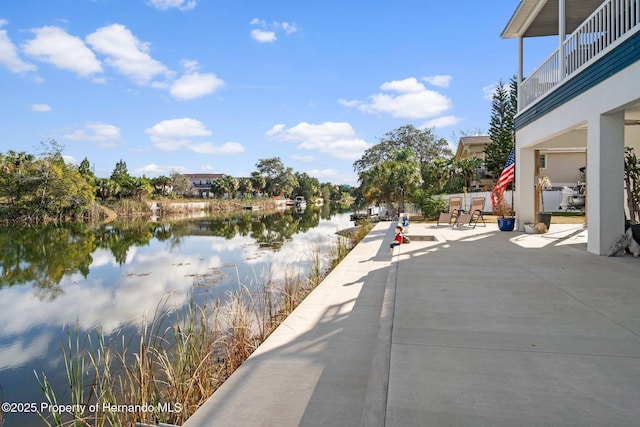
501,0 -> 604,38
455,136 -> 492,160
184,173 -> 225,179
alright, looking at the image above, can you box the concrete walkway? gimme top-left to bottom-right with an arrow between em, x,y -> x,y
183,221 -> 640,427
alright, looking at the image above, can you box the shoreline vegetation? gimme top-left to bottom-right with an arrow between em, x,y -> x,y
35,219 -> 374,427
1,197 -> 285,226
1,145 -> 357,228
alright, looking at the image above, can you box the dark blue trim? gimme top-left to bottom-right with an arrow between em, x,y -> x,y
515,29 -> 640,129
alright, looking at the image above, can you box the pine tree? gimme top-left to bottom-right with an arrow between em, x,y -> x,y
79,157 -> 93,176
110,159 -> 130,185
484,76 -> 517,178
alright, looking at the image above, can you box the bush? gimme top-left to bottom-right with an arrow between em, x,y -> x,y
415,191 -> 448,220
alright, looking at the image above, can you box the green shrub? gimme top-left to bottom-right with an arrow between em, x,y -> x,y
415,191 -> 448,220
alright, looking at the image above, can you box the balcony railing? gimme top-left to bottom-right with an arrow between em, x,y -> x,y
520,0 -> 640,111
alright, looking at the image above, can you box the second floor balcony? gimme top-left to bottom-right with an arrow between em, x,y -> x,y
503,0 -> 640,112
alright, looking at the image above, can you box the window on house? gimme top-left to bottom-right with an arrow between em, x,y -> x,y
539,154 -> 546,169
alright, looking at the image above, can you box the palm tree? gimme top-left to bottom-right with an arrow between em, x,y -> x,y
151,175 -> 172,196
223,175 -> 239,199
131,177 -> 153,201
360,162 -> 398,216
211,178 -> 225,198
105,179 -> 121,200
455,157 -> 483,192
238,177 -> 253,199
391,148 -> 420,213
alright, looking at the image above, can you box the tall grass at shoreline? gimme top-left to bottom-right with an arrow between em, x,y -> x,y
35,221 -> 373,427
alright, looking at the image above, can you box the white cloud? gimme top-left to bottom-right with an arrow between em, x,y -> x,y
483,81 -> 511,100
137,164 -> 188,176
0,23 -> 37,74
352,77 -> 452,119
265,123 -> 285,136
169,60 -> 225,100
251,29 -> 277,43
380,78 -> 425,93
22,26 -> 102,77
133,163 -> 189,176
146,118 -> 244,154
191,142 -> 245,155
180,59 -> 199,73
86,24 -> 172,85
63,155 -> 77,164
147,118 -> 211,140
170,73 -> 225,100
147,0 -> 196,10
483,83 -> 498,100
423,74 -> 452,88
420,115 -> 460,129
307,168 -> 357,186
267,121 -> 371,161
63,122 -> 122,145
279,22 -> 298,35
250,19 -> 298,43
31,104 -> 51,112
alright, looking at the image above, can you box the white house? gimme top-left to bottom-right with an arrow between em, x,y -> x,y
455,136 -> 495,191
502,0 -> 640,255
184,173 -> 225,197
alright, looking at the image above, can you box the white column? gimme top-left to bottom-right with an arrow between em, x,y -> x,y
559,0 -> 566,78
515,145 -> 536,229
518,36 -> 523,110
586,111 -> 625,255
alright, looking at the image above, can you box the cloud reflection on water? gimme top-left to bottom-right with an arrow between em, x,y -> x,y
0,210 -> 352,400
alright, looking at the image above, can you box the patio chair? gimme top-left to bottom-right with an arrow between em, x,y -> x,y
453,197 -> 486,228
437,196 -> 462,226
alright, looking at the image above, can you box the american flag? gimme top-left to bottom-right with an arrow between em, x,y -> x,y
495,147 -> 515,193
491,147 -> 515,209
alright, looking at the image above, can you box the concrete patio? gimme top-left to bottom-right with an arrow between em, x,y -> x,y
183,221 -> 640,427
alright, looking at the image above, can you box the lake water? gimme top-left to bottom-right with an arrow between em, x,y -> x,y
0,206 -> 353,427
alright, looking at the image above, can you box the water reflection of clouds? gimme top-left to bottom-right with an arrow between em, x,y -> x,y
0,244 -> 200,371
0,213 -> 353,400
0,330 -> 51,371
89,248 -> 117,267
239,222 -> 349,272
0,273 -> 178,335
1,228 -> 340,338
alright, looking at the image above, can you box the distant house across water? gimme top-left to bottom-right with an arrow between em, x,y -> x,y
184,173 -> 225,197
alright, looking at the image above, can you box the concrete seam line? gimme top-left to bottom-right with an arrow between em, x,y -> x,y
359,250 -> 398,427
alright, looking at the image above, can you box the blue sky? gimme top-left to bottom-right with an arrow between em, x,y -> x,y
1,0 -> 548,185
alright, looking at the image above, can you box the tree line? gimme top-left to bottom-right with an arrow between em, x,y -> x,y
353,77 -> 517,218
0,141 -> 354,223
